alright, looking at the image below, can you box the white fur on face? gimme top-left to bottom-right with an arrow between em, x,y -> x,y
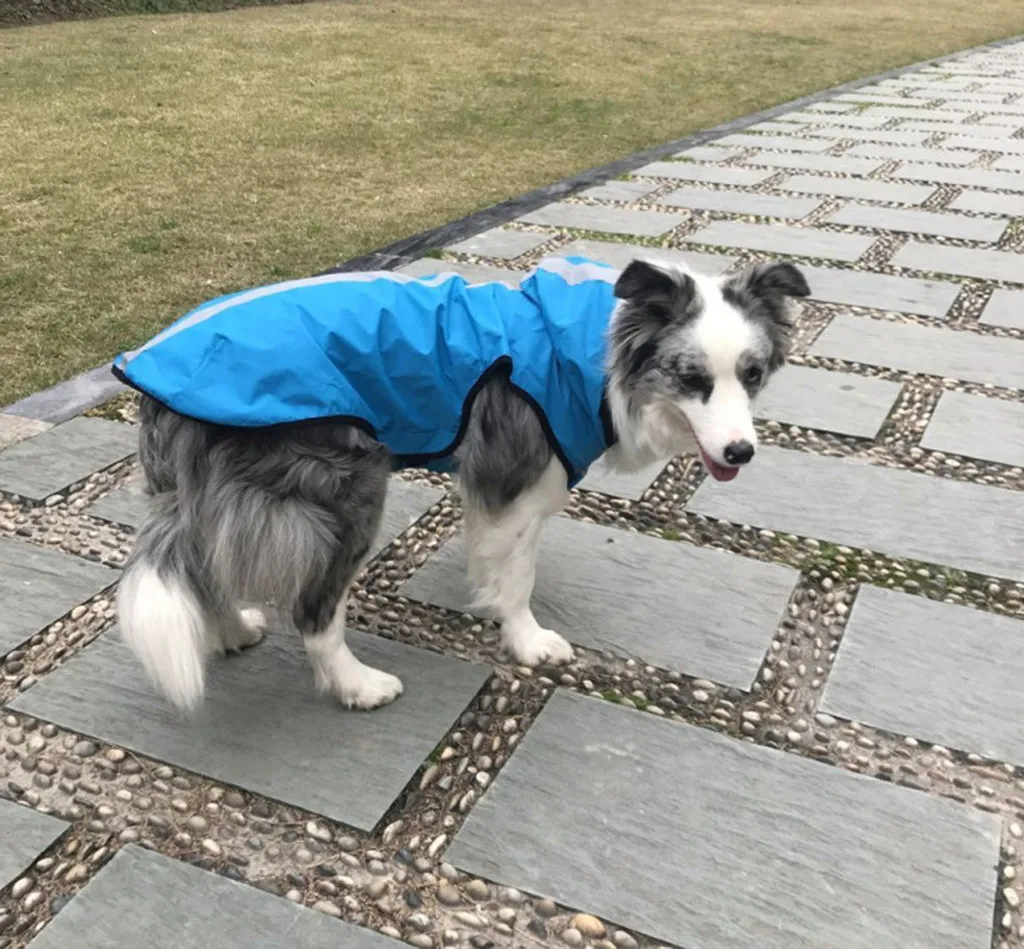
677,272 -> 760,466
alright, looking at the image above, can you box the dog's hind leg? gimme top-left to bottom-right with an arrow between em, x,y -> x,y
299,574 -> 403,710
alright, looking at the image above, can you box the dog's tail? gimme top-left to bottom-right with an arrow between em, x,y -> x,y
117,494 -> 209,713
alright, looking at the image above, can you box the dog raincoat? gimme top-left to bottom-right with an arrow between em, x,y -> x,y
113,256 -> 619,486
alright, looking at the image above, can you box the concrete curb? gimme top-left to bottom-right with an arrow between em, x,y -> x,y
4,30 -> 1022,424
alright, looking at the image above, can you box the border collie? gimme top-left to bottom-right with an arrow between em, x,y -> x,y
114,255 -> 809,712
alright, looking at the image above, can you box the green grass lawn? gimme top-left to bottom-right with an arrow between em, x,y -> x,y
2,0 -> 1023,405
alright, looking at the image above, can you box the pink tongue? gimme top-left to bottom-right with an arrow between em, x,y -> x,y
699,447 -> 740,482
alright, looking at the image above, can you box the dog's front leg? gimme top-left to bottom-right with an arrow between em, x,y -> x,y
463,459 -> 574,666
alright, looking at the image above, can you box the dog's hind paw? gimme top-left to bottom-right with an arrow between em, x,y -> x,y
506,624 -> 574,667
334,667 -> 405,710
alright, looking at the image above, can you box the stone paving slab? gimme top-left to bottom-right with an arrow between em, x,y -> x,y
687,445 -> 1024,579
673,144 -> 738,161
800,127 -> 934,146
446,228 -> 550,260
686,221 -> 875,262
800,264 -> 959,317
0,799 -> 67,891
400,517 -> 797,687
11,630 -> 489,831
88,476 -> 147,528
713,133 -> 832,152
629,162 -> 773,186
843,142 -> 977,165
892,241 -> 1024,282
0,414 -> 49,452
576,180 -> 661,202
823,586 -> 1024,763
895,163 -> 1024,192
554,239 -> 736,276
921,390 -> 1024,467
515,203 -> 684,237
0,417 -> 137,502
28,845 -> 398,949
948,189 -> 1024,217
0,536 -> 118,655
777,174 -> 936,205
397,259 -> 521,284
824,203 -> 1007,242
742,151 -> 883,176
812,312 -> 1024,390
980,288 -> 1024,328
659,187 -> 821,219
448,691 -> 1000,949
575,459 -> 666,500
755,364 -> 901,437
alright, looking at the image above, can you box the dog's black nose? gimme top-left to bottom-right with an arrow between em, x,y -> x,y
723,440 -> 755,466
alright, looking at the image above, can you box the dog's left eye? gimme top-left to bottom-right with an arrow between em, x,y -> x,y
743,366 -> 763,387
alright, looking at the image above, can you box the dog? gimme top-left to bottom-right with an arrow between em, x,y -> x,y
113,254 -> 809,713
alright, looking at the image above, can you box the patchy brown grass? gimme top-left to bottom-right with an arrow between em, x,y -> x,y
1,0 -> 1023,404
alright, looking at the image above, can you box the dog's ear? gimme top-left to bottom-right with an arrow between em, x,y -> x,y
614,259 -> 697,324
722,261 -> 808,371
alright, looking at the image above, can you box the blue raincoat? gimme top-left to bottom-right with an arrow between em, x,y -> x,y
113,256 -> 619,486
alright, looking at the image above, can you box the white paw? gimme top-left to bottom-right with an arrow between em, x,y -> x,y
506,625 -> 574,666
324,666 -> 405,710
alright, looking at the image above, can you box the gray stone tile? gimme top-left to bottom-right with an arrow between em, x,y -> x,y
800,100 -> 858,113
714,133 -> 832,152
687,445 -> 1024,579
742,152 -> 883,176
28,845 -> 399,949
949,189 -> 1024,218
396,259 -> 521,284
516,203 -> 683,238
446,228 -> 549,260
784,112 -> 891,129
89,476 -> 147,528
672,144 -> 737,161
802,127 -> 933,146
659,187 -> 820,219
11,631 -> 489,831
992,154 -> 1024,172
903,120 -> 1015,137
824,203 -> 1007,242
892,241 -> 1024,282
400,517 -> 797,686
576,180 -> 660,202
0,536 -> 118,654
629,162 -> 773,186
981,288 -> 1024,328
0,417 -> 137,502
756,365 -> 901,437
895,163 -> 1024,192
812,312 -> 1024,390
555,239 -> 736,276
372,480 -> 447,559
0,799 -> 67,891
922,390 -> 1024,466
0,414 -> 49,451
449,690 -> 1000,949
844,142 -> 977,165
575,459 -> 666,500
800,264 -> 960,317
686,221 -> 875,262
823,586 -> 1024,762
777,174 -> 936,205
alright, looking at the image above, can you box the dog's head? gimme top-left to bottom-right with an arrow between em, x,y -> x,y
607,257 -> 810,481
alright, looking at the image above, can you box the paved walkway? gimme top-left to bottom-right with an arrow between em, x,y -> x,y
1,37 -> 1024,949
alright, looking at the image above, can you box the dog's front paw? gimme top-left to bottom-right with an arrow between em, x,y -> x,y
506,624 -> 574,666
334,666 -> 405,710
